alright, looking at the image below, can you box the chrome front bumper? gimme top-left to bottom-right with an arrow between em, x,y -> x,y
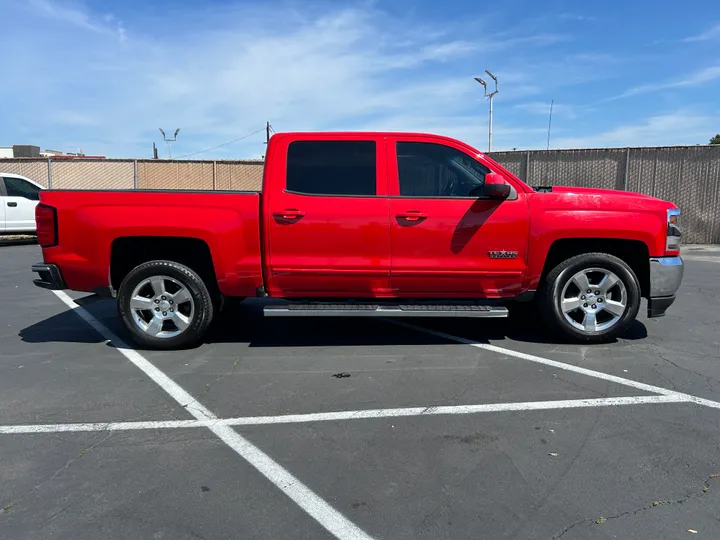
647,256 -> 684,318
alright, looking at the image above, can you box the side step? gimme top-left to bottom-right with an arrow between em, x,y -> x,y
263,302 -> 509,318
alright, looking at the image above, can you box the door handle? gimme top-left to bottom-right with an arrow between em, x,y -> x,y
397,211 -> 427,222
274,209 -> 305,220
7,202 -> 17,207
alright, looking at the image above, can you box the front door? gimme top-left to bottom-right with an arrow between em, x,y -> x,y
387,138 -> 530,298
266,137 -> 391,297
2,176 -> 41,232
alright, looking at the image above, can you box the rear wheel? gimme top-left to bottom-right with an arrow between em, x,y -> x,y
539,253 -> 641,342
117,260 -> 215,349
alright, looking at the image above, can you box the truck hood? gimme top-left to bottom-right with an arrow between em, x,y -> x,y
531,185 -> 676,211
547,186 -> 655,199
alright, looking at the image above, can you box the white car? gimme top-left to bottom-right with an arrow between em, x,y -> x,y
1,173 -> 43,234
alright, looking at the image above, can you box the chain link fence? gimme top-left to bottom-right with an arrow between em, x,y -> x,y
0,159 -> 51,188
2,146 -> 719,243
0,158 -> 265,192
215,161 -> 265,191
51,159 -> 135,190
489,145 -> 720,244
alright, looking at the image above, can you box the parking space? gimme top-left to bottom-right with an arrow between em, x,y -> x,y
1,243 -> 719,539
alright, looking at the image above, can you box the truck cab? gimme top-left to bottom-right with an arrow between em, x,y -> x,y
261,133 -> 529,298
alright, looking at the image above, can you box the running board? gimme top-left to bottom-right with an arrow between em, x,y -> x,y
263,303 -> 509,318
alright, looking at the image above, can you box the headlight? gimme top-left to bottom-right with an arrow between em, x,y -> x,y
667,208 -> 681,252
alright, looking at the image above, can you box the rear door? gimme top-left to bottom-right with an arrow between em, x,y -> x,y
2,176 -> 41,232
265,136 -> 392,297
387,137 -> 530,298
0,181 -> 5,232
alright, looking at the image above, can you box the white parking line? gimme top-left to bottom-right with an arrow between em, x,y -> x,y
52,291 -> 375,540
33,290 -> 718,540
389,320 -> 720,410
0,419 -> 202,434
0,395 -> 688,435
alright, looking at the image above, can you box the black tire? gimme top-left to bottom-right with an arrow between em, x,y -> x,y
220,296 -> 247,312
538,252 -> 641,343
117,260 -> 215,350
508,299 -> 538,322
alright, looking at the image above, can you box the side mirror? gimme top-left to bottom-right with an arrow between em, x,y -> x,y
470,172 -> 511,200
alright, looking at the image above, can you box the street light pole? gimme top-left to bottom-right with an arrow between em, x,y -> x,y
474,70 -> 499,152
159,128 -> 181,159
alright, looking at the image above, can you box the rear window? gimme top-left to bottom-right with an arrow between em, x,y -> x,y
286,140 -> 376,196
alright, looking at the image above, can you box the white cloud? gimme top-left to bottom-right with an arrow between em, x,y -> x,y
558,13 -> 596,22
682,22 -> 720,42
28,0 -> 127,42
48,111 -> 98,127
514,101 -> 588,120
355,114 -> 552,152
551,110 -> 719,149
0,1 -> 627,157
610,66 -> 720,100
28,0 -> 102,32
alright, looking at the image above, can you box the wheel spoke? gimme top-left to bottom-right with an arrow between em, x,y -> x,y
129,274 -> 195,340
572,272 -> 591,292
602,299 -> 626,317
149,276 -> 165,296
582,312 -> 598,331
170,312 -> 190,331
171,287 -> 191,305
561,297 -> 582,313
145,316 -> 164,337
130,296 -> 154,311
598,273 -> 619,294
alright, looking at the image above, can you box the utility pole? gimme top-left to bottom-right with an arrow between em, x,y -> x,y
158,128 -> 180,159
266,121 -> 271,145
474,70 -> 499,152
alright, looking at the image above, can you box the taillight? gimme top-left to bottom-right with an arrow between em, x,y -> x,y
35,204 -> 58,248
666,208 -> 681,254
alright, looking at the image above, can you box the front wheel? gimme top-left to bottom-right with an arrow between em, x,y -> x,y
117,260 -> 215,349
539,253 -> 641,342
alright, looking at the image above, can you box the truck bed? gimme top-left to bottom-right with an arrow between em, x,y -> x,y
38,189 -> 264,296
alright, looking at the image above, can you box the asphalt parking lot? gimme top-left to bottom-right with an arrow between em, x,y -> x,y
1,242 -> 719,540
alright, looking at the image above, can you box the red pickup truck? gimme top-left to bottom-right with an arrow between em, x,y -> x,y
31,132 -> 683,349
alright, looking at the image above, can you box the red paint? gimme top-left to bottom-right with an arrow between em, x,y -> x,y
384,134 -> 529,297
38,190 -> 263,296
37,131 -> 679,300
262,133 -> 391,297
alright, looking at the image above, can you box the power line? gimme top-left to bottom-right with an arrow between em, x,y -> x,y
175,127 -> 266,159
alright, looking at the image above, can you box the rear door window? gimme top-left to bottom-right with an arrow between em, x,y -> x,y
286,141 -> 376,196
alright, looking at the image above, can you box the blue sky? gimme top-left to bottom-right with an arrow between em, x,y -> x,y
1,0 -> 719,158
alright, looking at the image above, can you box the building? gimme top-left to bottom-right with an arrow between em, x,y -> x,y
12,145 -> 42,158
0,145 -> 93,159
